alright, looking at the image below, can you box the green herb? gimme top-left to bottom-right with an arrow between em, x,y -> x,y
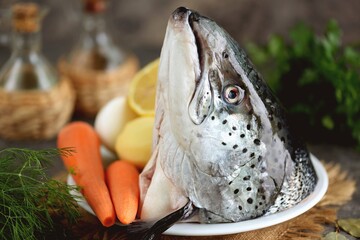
0,148 -> 80,240
246,20 -> 360,148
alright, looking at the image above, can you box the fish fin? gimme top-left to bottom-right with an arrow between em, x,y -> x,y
115,201 -> 193,240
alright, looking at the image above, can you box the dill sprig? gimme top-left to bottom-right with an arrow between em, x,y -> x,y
0,148 -> 80,240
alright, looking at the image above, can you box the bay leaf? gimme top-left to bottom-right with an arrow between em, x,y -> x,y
323,232 -> 348,240
337,218 -> 360,238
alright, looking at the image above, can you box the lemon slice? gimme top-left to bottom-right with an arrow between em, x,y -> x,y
128,58 -> 159,116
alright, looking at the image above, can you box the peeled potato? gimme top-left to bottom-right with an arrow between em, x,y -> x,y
95,96 -> 137,151
115,117 -> 154,169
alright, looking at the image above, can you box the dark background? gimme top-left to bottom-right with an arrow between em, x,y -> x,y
1,0 -> 360,65
0,0 -> 359,238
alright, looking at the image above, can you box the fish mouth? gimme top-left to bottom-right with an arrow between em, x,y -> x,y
171,7 -> 213,125
171,7 -> 204,73
184,9 -> 205,84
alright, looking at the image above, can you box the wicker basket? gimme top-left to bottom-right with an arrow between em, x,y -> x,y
59,55 -> 139,116
0,77 -> 75,140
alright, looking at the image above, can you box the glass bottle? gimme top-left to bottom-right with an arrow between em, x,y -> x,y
59,0 -> 139,116
0,3 -> 57,90
0,3 -> 75,140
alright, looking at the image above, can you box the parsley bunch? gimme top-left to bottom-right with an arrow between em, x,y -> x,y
247,20 -> 360,148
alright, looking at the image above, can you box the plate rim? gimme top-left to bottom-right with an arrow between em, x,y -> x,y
67,153 -> 328,236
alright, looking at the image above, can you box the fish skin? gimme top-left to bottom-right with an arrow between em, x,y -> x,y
140,7 -> 317,223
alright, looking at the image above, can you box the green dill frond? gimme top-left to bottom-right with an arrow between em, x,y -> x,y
0,148 -> 80,240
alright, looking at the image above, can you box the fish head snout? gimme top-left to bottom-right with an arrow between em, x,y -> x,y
171,7 -> 191,23
171,7 -> 201,26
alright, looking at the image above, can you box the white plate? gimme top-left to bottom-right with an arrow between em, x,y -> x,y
67,154 -> 328,236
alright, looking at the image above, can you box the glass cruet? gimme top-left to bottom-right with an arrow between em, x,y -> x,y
59,0 -> 139,117
0,2 -> 75,140
0,3 -> 58,91
67,0 -> 126,71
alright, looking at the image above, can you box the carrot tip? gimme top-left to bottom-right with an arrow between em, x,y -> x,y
119,216 -> 136,225
101,217 -> 116,227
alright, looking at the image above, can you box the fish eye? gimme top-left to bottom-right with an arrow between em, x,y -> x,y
223,84 -> 244,105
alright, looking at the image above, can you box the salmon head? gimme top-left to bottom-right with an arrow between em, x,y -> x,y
139,7 -> 317,223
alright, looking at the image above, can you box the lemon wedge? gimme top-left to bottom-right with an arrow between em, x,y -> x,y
128,58 -> 159,117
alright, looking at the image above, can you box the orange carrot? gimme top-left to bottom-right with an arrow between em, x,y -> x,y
57,121 -> 115,227
106,160 -> 140,224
